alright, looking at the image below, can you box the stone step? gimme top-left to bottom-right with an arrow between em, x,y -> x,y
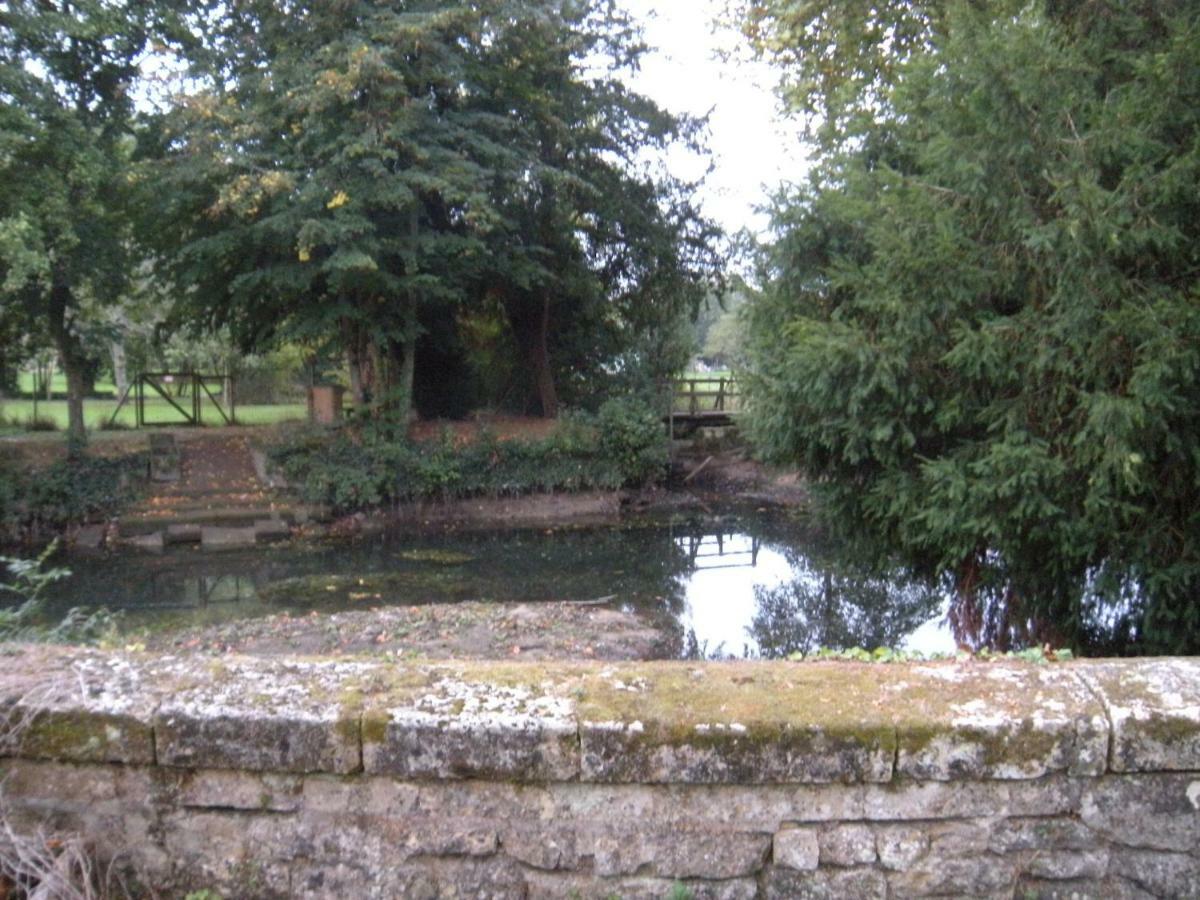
121,508 -> 298,534
200,525 -> 258,551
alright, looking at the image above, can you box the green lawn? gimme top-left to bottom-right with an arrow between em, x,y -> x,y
16,371 -> 117,398
0,396 -> 308,433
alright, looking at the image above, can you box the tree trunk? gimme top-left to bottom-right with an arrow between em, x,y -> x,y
111,340 -> 128,395
367,338 -> 390,418
348,347 -> 363,407
39,357 -> 54,400
342,316 -> 368,408
397,297 -> 417,425
510,295 -> 558,418
47,276 -> 87,451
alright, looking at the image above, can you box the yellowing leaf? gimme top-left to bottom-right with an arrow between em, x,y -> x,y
298,247 -> 311,262
327,190 -> 349,209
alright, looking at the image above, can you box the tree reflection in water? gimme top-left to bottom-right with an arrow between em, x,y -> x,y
749,565 -> 942,659
670,516 -> 945,659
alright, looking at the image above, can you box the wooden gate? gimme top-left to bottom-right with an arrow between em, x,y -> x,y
108,373 -> 235,428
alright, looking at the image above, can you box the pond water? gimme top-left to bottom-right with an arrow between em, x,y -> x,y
43,509 -> 960,658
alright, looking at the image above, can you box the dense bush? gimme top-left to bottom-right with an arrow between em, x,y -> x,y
270,399 -> 668,515
0,454 -> 145,542
742,2 -> 1200,652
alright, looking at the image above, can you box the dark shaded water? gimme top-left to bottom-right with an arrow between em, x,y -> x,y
42,510 -> 959,658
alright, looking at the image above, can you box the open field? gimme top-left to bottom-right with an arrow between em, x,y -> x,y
0,396 -> 307,436
16,371 -> 117,398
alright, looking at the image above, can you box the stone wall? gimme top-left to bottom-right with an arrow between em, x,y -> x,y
0,645 -> 1198,898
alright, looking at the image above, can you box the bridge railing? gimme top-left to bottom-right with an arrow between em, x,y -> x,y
667,376 -> 740,415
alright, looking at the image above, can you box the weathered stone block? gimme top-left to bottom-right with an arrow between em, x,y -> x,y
381,856 -> 530,900
875,825 -> 929,871
201,524 -> 258,550
152,656 -> 366,774
400,821 -> 498,857
254,517 -> 292,542
588,827 -> 770,879
773,826 -> 820,871
178,770 -> 304,813
889,663 -> 1108,780
577,663 -> 896,785
989,816 -> 1098,853
1076,659 -> 1200,773
525,873 -> 757,900
501,826 -> 579,871
819,823 -> 876,866
165,522 -> 202,544
1024,850 -> 1110,880
1108,849 -> 1200,898
1012,877 -> 1152,900
291,862 -> 374,900
887,853 -> 1018,897
1080,774 -> 1200,853
766,866 -> 887,899
301,775 -> 419,817
127,531 -> 165,553
0,647 -> 157,765
73,523 -> 106,551
363,674 -> 578,781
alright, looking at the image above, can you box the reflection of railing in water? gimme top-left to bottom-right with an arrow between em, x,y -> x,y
675,532 -> 761,571
118,573 -> 257,609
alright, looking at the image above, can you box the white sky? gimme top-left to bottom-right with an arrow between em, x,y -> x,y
619,0 -> 811,237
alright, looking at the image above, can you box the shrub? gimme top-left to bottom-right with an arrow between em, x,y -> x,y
1,454 -> 145,541
269,406 -> 667,514
23,415 -> 58,432
594,396 -> 669,487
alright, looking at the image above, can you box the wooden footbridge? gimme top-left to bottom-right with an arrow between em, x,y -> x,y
664,376 -> 741,437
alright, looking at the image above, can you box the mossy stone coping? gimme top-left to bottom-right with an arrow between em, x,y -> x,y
0,645 -> 1197,783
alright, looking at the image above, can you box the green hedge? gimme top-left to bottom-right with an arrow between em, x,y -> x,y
271,397 -> 667,515
0,454 -> 146,542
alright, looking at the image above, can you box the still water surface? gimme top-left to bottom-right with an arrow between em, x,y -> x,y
46,511 -> 958,658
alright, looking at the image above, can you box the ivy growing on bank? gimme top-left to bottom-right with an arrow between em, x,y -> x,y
270,397 -> 668,515
0,454 -> 145,545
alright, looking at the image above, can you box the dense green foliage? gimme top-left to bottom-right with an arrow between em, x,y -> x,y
0,0 -> 192,445
0,455 -> 145,543
271,397 -> 666,514
742,1 -> 1200,652
158,0 -> 721,420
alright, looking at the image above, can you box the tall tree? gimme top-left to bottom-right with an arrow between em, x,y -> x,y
158,2 -> 513,421
0,0 -> 187,446
742,2 -> 1200,651
468,1 -> 722,415
161,0 -> 722,421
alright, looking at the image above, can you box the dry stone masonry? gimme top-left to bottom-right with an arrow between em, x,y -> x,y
0,645 -> 1198,898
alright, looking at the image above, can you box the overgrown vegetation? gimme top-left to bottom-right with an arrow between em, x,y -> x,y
0,454 -> 144,544
0,543 -> 118,645
271,397 -> 667,514
0,546 -> 130,900
741,0 -> 1200,653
